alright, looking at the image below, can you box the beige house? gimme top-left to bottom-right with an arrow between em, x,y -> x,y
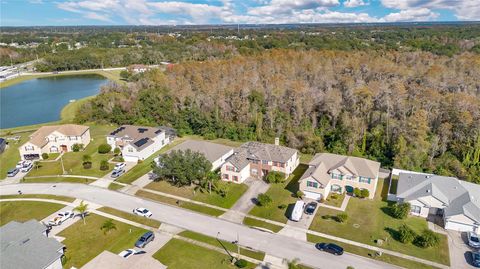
299,153 -> 380,200
221,141 -> 299,184
19,124 -> 90,160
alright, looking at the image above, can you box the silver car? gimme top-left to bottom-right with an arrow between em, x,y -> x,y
468,232 -> 480,248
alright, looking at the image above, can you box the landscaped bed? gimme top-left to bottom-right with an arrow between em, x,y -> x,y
0,200 -> 66,226
323,192 -> 346,208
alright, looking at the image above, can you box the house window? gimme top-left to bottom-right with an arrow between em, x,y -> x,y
128,147 -> 134,152
25,145 -> 34,151
279,162 -> 285,168
252,159 -> 259,164
226,166 -> 235,172
331,173 -> 343,180
359,176 -> 371,184
411,205 -> 421,214
222,174 -> 229,180
307,181 -> 318,188
344,175 -> 353,180
262,160 -> 268,165
331,184 -> 342,192
233,176 -> 238,182
272,161 -> 278,167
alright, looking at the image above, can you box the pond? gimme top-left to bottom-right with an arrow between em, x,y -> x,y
0,74 -> 107,129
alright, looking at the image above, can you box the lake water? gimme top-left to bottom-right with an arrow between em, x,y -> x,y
0,75 -> 107,129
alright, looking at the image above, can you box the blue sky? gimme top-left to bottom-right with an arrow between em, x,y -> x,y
1,0 -> 477,26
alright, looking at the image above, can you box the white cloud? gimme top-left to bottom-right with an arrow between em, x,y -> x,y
380,0 -> 480,20
248,0 -> 339,16
83,12 -> 112,22
344,0 -> 367,8
382,8 -> 439,22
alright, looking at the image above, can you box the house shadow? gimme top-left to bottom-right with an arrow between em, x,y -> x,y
284,164 -> 308,198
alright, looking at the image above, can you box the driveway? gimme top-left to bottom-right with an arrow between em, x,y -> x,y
89,162 -> 136,188
278,200 -> 320,241
1,183 -> 398,269
447,231 -> 477,269
41,204 -> 81,241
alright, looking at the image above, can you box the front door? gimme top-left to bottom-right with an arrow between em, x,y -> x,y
60,145 -> 68,152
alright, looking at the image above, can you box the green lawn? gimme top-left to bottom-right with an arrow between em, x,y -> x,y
323,192 -> 346,208
248,164 -> 308,223
153,239 -> 257,269
136,190 -> 225,217
108,182 -> 125,191
178,230 -> 266,261
0,131 -> 33,179
0,194 -> 75,202
309,178 -> 449,265
96,206 -> 161,228
59,214 -> 148,269
22,176 -> 94,184
0,201 -> 65,226
242,217 -> 283,233
146,180 -> 248,209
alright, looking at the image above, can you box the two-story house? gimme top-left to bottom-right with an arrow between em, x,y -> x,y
220,140 -> 299,184
299,153 -> 380,200
19,124 -> 90,160
107,125 -> 169,162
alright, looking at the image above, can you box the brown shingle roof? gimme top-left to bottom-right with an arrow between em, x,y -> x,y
226,142 -> 297,169
28,124 -> 89,147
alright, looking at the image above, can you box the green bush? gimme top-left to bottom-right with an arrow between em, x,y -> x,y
42,153 -> 49,159
415,229 -> 440,248
266,171 -> 286,183
390,203 -> 411,219
98,144 -> 112,154
353,187 -> 361,197
360,189 -> 370,198
398,224 -> 416,243
296,190 -> 304,199
113,147 -> 121,156
257,193 -> 272,206
82,154 -> 92,169
100,160 -> 109,171
235,259 -> 248,268
335,213 -> 348,223
72,143 -> 83,152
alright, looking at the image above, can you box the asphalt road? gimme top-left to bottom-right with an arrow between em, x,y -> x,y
0,183 -> 398,269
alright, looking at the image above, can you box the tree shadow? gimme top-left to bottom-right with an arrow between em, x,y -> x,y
384,227 -> 401,242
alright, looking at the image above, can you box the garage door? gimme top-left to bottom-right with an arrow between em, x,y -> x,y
304,191 -> 322,201
445,220 -> 477,232
123,155 -> 139,163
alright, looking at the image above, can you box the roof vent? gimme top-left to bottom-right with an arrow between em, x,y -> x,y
426,189 -> 431,193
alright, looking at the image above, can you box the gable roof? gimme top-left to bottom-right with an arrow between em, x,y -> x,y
109,125 -> 163,151
27,124 -> 89,147
226,141 -> 297,170
396,173 -> 480,222
166,140 -> 233,163
1,220 -> 64,269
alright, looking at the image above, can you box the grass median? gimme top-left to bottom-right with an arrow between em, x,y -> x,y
96,206 -> 161,228
0,200 -> 66,226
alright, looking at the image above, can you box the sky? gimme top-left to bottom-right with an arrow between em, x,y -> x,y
1,0 -> 479,26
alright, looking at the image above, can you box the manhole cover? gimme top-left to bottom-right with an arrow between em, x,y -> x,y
353,224 -> 360,228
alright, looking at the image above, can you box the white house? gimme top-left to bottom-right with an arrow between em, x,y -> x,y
107,125 -> 169,163
396,173 -> 480,232
19,124 -> 90,160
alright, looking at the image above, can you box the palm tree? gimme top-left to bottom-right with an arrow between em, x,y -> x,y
100,219 -> 117,235
74,200 -> 89,225
287,258 -> 300,269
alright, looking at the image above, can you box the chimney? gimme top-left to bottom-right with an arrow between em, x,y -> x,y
274,137 -> 279,146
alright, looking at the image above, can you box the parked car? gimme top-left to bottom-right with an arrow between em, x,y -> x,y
118,249 -> 136,259
304,202 -> 317,215
134,250 -> 146,255
114,163 -> 126,171
133,208 -> 153,217
15,160 -> 27,169
135,231 -> 155,248
468,232 -> 480,248
315,243 -> 344,256
7,168 -> 19,177
472,251 -> 480,268
20,162 -> 33,173
48,211 -> 74,226
111,169 -> 125,178
290,200 -> 305,221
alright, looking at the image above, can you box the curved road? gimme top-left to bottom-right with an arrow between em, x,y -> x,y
0,183 -> 397,269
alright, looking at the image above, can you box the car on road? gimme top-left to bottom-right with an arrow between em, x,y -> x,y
469,232 -> 480,248
114,163 -> 126,171
118,249 -> 136,259
20,162 -> 33,173
7,168 -> 19,177
472,251 -> 480,268
304,202 -> 317,215
111,169 -> 125,178
48,211 -> 74,226
133,208 -> 152,217
315,243 -> 344,256
135,231 -> 155,248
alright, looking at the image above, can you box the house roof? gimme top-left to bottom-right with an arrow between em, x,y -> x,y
299,153 -> 380,187
28,124 -> 89,147
166,140 -> 233,163
396,173 -> 480,222
226,141 -> 297,170
109,125 -> 164,151
1,220 -> 64,269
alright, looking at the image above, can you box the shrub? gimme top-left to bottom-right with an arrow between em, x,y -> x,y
278,204 -> 287,209
72,143 -> 83,152
266,171 -> 286,183
235,259 -> 248,268
257,193 -> 272,206
335,213 -> 348,223
42,153 -> 49,159
360,189 -> 370,198
82,154 -> 92,169
100,160 -> 109,171
331,193 -> 338,200
398,224 -> 416,243
390,203 -> 411,219
415,229 -> 440,248
296,191 -> 304,199
98,144 -> 112,154
353,187 -> 361,197
113,147 -> 121,156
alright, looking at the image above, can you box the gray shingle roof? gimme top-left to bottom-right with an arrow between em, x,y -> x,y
109,125 -> 164,150
1,220 -> 64,269
166,140 -> 233,163
226,142 -> 297,170
396,173 -> 480,222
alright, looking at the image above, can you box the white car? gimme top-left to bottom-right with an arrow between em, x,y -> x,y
114,163 -> 126,171
48,211 -> 74,226
118,249 -> 136,259
133,208 -> 153,218
16,160 -> 28,169
20,162 -> 33,173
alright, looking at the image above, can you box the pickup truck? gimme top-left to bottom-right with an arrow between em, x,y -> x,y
48,211 -> 74,226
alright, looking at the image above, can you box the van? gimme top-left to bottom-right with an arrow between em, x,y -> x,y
290,200 -> 305,222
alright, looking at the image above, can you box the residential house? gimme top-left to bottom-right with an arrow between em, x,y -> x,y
0,220 -> 64,269
299,153 -> 381,200
19,124 -> 90,160
221,140 -> 299,184
107,125 -> 169,162
396,173 -> 480,232
156,140 -> 234,171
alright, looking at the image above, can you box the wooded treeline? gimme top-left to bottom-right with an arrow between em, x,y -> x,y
77,49 -> 480,183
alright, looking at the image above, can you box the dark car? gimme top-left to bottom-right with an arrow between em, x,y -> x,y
315,243 -> 344,256
7,168 -> 19,177
304,202 -> 318,215
472,251 -> 480,268
135,231 -> 155,248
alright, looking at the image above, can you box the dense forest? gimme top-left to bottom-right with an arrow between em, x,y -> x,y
77,49 -> 480,183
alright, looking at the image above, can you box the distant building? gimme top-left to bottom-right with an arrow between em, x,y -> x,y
128,64 -> 148,74
107,125 -> 169,162
0,220 -> 64,269
19,124 -> 90,160
0,138 -> 6,154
